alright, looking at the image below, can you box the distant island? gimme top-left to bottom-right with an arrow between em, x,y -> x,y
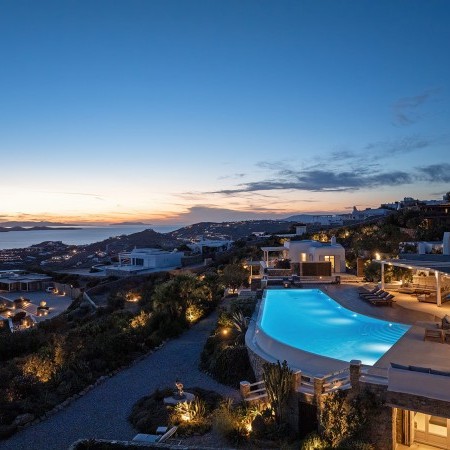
0,221 -> 77,227
0,226 -> 81,233
109,222 -> 151,226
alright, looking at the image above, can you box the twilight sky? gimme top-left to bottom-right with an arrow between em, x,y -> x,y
0,0 -> 449,225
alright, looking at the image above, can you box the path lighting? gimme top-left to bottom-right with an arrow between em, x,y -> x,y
222,328 -> 229,336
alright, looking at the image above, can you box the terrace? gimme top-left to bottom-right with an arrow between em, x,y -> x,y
245,282 -> 450,449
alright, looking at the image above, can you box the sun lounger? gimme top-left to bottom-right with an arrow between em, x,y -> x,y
133,426 -> 178,444
369,294 -> 395,306
359,287 -> 382,298
362,291 -> 389,301
359,286 -> 379,294
360,290 -> 386,299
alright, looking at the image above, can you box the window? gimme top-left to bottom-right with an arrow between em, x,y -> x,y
324,255 -> 335,271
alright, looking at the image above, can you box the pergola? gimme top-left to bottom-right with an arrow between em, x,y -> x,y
260,246 -> 286,265
376,259 -> 450,306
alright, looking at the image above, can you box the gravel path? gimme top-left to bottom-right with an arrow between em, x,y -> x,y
0,311 -> 239,450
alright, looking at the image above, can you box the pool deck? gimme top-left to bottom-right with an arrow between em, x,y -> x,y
324,282 -> 450,372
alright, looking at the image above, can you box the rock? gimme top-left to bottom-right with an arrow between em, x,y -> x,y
13,413 -> 35,426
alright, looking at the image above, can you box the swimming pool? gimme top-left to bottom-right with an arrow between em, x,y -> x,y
254,289 -> 410,366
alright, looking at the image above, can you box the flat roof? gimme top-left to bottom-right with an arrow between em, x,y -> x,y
261,246 -> 285,252
379,259 -> 450,276
0,274 -> 52,284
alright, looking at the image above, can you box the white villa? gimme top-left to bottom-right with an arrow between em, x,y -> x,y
105,248 -> 184,276
258,236 -> 346,287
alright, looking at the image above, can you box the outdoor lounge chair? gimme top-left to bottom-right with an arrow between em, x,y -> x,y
362,291 -> 389,301
359,286 -> 379,295
369,294 -> 395,306
360,290 -> 386,299
132,426 -> 178,444
359,287 -> 382,298
418,293 -> 437,303
442,315 -> 450,330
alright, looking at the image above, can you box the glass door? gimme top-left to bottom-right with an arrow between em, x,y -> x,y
414,412 -> 450,449
324,255 -> 335,272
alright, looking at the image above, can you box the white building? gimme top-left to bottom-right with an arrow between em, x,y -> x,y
119,248 -> 183,269
187,237 -> 233,254
105,248 -> 184,276
284,236 -> 346,273
400,232 -> 450,256
260,236 -> 346,278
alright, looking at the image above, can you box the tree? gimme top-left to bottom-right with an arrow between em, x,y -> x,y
151,274 -> 212,324
221,264 -> 248,293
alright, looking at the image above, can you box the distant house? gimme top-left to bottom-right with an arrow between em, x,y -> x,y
350,206 -> 391,220
399,232 -> 450,256
0,271 -> 52,292
105,248 -> 184,276
187,237 -> 232,254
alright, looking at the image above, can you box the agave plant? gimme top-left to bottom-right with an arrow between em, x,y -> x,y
230,310 -> 249,344
174,397 -> 207,423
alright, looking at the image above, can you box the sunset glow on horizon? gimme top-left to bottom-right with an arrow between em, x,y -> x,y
1,1 -> 449,226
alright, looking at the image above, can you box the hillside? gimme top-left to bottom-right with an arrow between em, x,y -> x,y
83,229 -> 181,253
167,220 -> 296,240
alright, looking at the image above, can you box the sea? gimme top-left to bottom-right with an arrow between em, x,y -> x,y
0,225 -> 184,250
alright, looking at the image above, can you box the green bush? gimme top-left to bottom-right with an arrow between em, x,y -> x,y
213,399 -> 249,445
229,296 -> 257,318
300,432 -> 328,450
130,387 -> 222,436
337,439 -> 375,450
206,345 -> 255,386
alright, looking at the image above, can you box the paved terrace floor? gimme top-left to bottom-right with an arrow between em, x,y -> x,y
0,310 -> 239,450
324,283 -> 450,372
0,290 -> 73,323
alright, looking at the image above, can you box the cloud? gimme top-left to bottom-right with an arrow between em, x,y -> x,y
301,135 -> 433,173
166,205 -> 289,223
392,88 -> 441,126
416,163 -> 450,183
212,168 -> 414,195
365,135 -> 432,158
57,192 -> 105,201
218,173 -> 246,180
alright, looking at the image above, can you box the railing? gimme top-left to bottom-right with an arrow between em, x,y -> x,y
240,380 -> 268,402
298,367 -> 351,395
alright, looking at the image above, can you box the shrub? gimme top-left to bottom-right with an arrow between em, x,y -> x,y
130,387 -> 222,436
207,345 -> 255,386
337,439 -> 375,450
229,297 -> 257,318
319,390 -> 377,447
300,432 -> 328,450
170,397 -> 211,435
213,399 -> 248,445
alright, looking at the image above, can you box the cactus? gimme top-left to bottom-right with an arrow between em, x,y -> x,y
262,359 -> 292,425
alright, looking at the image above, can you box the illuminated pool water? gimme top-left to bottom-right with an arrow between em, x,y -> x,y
255,289 -> 410,366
